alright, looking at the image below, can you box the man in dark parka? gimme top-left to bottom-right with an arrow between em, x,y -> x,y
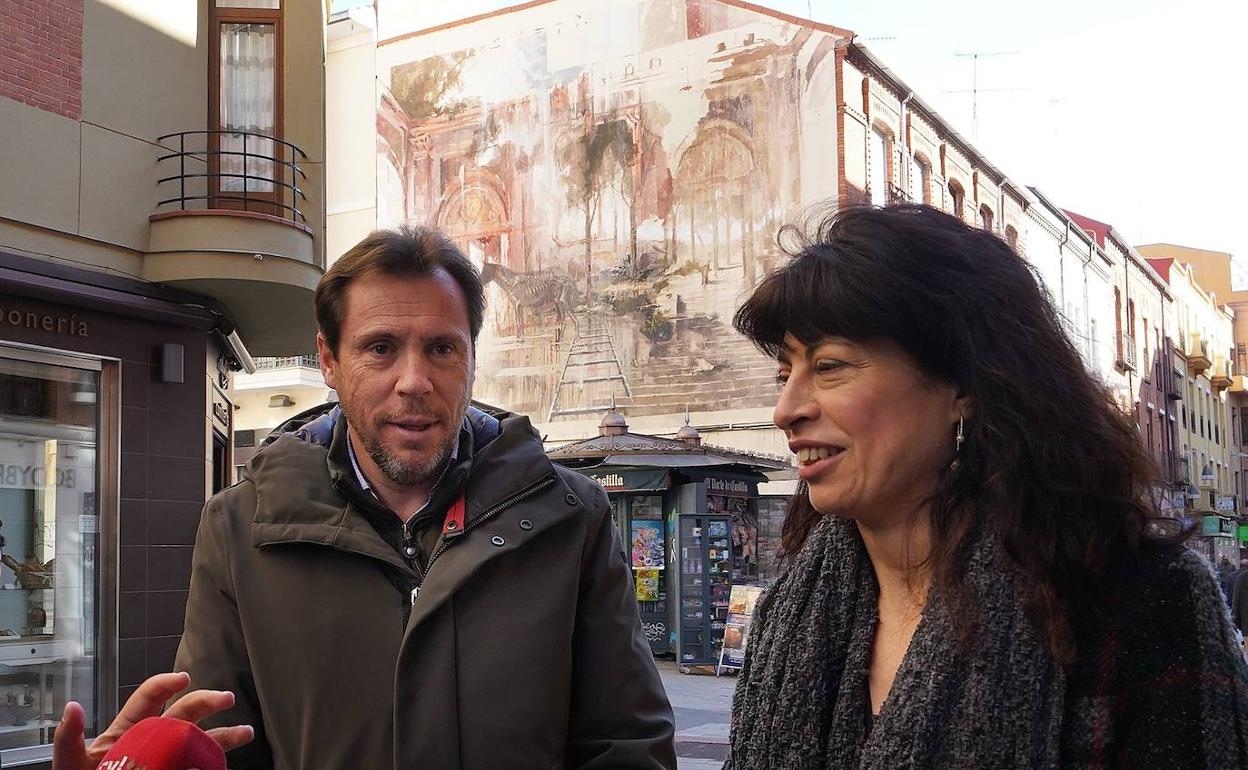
93,226 -> 675,770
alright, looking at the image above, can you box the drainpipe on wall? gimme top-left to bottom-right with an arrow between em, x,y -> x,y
997,179 -> 1007,236
1058,221 -> 1071,309
899,92 -> 913,196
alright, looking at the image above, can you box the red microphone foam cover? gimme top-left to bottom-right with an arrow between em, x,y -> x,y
97,716 -> 226,770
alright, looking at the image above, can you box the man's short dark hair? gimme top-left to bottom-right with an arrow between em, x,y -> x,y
315,225 -> 486,352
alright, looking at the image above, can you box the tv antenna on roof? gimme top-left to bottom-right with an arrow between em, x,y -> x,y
945,51 -> 1021,139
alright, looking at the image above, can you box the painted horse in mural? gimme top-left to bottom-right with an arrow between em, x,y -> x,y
479,262 -> 581,338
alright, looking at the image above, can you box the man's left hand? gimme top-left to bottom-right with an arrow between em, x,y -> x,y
52,671 -> 254,769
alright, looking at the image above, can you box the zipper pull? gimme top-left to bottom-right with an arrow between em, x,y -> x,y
410,586 -> 420,606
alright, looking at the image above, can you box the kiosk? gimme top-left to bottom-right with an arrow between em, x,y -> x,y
548,410 -> 790,659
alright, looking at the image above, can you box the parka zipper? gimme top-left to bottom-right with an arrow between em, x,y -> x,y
406,472 -> 557,606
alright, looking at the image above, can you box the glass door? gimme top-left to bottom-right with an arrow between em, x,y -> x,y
0,345 -> 114,761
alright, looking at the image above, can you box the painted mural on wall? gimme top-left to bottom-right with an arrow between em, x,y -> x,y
376,0 -> 846,422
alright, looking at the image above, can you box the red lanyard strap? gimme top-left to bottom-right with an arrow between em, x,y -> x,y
443,494 -> 466,536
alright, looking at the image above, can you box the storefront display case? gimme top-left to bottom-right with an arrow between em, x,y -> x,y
669,513 -> 731,667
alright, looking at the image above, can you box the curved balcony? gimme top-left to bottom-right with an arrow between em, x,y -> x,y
1211,357 -> 1233,392
145,130 -> 322,356
1187,332 -> 1212,376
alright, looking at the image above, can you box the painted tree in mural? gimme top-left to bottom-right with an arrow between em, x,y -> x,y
390,52 -> 469,122
556,116 -> 638,292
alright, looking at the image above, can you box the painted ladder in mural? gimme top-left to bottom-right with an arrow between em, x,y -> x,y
548,311 -> 631,421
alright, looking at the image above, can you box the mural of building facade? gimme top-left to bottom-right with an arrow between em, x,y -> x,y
367,0 -> 1035,454
373,0 -> 857,435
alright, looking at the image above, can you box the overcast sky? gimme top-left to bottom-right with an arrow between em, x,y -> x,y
339,0 -> 1248,268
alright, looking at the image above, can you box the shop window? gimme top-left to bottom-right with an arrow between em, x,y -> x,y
754,496 -> 787,583
707,490 -> 757,583
623,495 -> 667,652
0,345 -> 114,762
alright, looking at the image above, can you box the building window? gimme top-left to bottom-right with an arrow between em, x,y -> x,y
210,1 -> 283,208
911,154 -> 932,204
1089,318 -> 1099,371
1113,288 -> 1123,361
979,204 -> 994,232
1127,299 -> 1136,344
869,126 -> 891,206
0,344 -> 116,761
948,179 -> 965,220
1005,224 -> 1018,250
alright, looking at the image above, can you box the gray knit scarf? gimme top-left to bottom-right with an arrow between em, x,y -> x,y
726,515 -> 1067,769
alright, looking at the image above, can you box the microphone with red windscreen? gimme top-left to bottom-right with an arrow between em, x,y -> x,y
97,716 -> 226,770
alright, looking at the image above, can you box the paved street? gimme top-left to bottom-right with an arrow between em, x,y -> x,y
657,661 -> 736,769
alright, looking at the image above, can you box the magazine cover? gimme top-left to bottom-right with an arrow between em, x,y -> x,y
631,520 -> 665,569
635,569 -> 661,602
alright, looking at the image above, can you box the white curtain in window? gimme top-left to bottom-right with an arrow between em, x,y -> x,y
220,22 -> 275,193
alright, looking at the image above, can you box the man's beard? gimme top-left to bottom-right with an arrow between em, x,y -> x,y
356,397 -> 469,487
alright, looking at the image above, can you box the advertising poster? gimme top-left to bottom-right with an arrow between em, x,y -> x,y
718,585 -> 764,672
631,520 -> 664,569
635,569 -> 660,602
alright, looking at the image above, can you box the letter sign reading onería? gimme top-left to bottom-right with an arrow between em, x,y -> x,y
0,302 -> 88,337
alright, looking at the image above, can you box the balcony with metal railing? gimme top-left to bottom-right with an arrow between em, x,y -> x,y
233,352 -> 326,394
253,355 -> 321,371
144,130 -> 323,356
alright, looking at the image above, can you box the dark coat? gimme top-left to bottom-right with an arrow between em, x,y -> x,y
173,412 -> 677,769
1060,546 -> 1248,768
1232,569 -> 1248,633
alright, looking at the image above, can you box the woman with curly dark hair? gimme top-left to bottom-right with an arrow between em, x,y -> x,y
726,204 -> 1248,769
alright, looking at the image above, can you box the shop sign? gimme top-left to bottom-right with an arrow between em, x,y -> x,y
210,386 -> 232,432
1201,514 -> 1234,536
706,477 -> 751,496
0,302 -> 88,338
587,468 -> 669,492
1216,495 -> 1236,513
1238,525 -> 1248,544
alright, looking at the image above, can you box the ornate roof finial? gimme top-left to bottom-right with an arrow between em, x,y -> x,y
676,406 -> 701,447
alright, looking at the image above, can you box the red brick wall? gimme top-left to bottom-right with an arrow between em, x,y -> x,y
0,0 -> 83,119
